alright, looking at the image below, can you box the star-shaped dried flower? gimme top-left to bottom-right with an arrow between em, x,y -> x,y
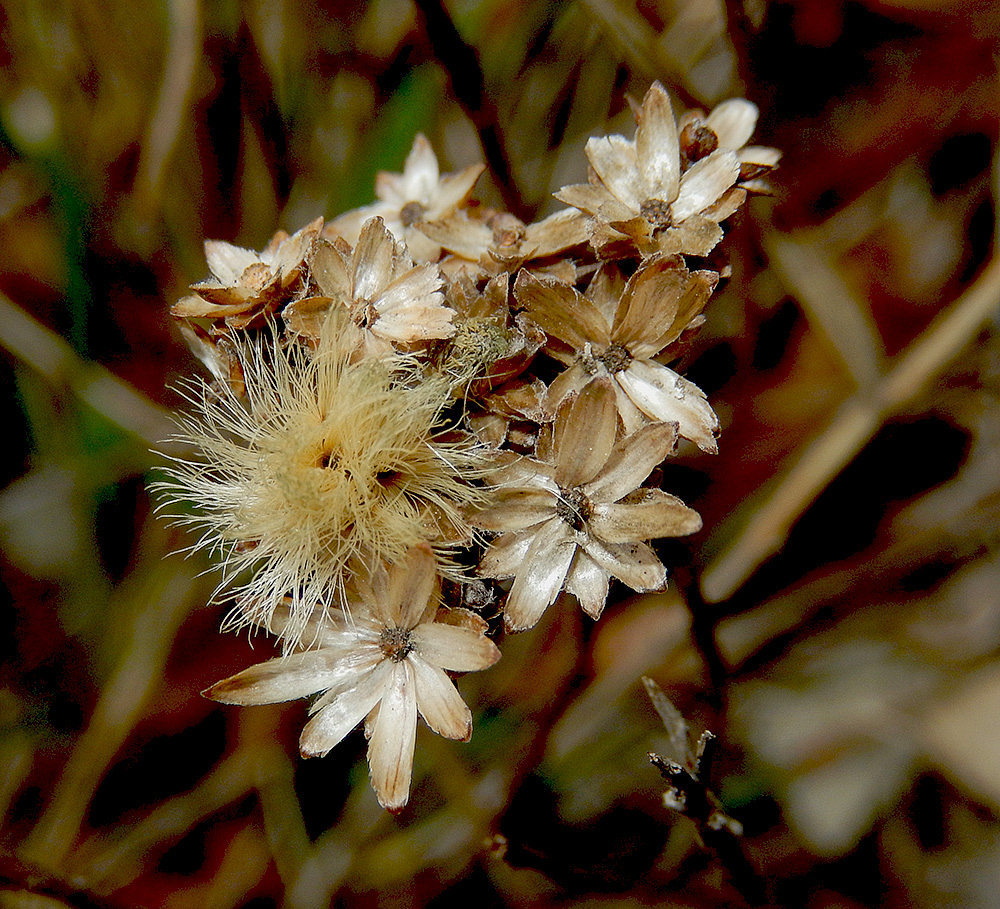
155,308 -> 486,648
514,259 -> 720,452
284,217 -> 455,357
423,206 -> 587,280
471,379 -> 702,631
326,134 -> 485,262
205,544 -> 501,811
171,217 -> 324,329
555,83 -> 744,259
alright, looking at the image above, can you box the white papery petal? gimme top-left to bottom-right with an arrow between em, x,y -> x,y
671,151 -> 741,223
479,530 -> 535,579
504,518 -> 577,631
412,622 -> 501,672
299,659 -> 391,757
204,649 -> 355,706
367,661 -> 418,810
204,241 -> 261,285
586,135 -> 642,211
617,360 -> 719,453
706,99 -> 758,151
402,133 -> 440,200
582,536 -> 667,592
585,420 -> 677,502
471,487 -> 556,533
353,219 -> 396,301
740,145 -> 782,167
410,654 -> 473,740
589,491 -> 702,543
636,82 -> 680,201
565,551 -> 610,620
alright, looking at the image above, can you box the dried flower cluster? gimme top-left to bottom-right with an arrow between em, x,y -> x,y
158,83 -> 777,809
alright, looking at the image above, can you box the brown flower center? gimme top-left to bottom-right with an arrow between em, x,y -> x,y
557,485 -> 592,532
354,299 -> 380,330
379,626 -> 414,662
400,201 -> 427,227
640,198 -> 673,228
679,121 -> 719,164
598,342 -> 632,374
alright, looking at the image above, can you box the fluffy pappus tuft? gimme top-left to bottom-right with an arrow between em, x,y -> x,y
155,312 -> 489,649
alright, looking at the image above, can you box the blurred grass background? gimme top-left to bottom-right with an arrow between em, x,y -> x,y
2,0 -> 1000,906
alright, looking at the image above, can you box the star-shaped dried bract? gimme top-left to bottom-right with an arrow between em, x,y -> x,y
472,379 -> 702,630
284,217 -> 455,357
171,217 -> 324,329
555,83 -> 745,259
205,544 -> 501,811
327,134 -> 485,262
514,259 -> 720,452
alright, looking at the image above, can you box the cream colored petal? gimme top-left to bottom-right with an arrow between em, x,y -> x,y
565,551 -> 610,620
271,216 -> 323,278
613,379 -> 647,436
631,268 -> 718,357
706,98 -> 758,151
666,217 -> 724,258
514,270 -> 610,351
635,82 -> 680,201
419,213 -> 493,260
470,487 -> 556,533
171,294 -> 253,319
553,378 -> 618,488
412,622 -> 500,672
328,201 -> 390,247
479,529 -> 535,579
430,163 -> 486,217
617,360 -> 719,453
611,258 -> 688,353
204,240 -> 260,285
543,360 -> 593,419
410,654 -> 473,740
386,543 -> 438,630
525,207 -> 589,256
582,536 -> 667,592
503,518 -> 577,631
671,151 -> 741,223
703,186 -> 746,222
366,661 -> 418,810
585,420 -> 678,502
590,489 -> 702,543
400,133 -> 441,199
298,659 -> 390,757
585,135 -> 642,211
739,145 -> 781,167
553,182 -> 617,217
373,266 -> 452,341
402,227 -> 443,264
312,239 -> 353,301
204,649 -> 351,705
353,218 -> 397,301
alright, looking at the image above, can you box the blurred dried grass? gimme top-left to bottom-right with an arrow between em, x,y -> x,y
1,0 -> 999,907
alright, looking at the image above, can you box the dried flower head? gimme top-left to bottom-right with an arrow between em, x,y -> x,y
157,309 -> 487,647
327,133 -> 485,262
472,379 -> 702,630
205,544 -> 501,810
555,82 -> 746,259
515,259 -> 721,451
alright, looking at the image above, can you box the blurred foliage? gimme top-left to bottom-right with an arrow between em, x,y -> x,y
2,0 -> 1000,907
